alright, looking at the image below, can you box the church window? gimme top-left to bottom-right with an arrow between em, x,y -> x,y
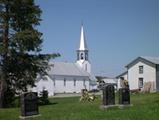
53,79 -> 56,86
64,78 -> 66,86
74,79 -> 76,86
83,79 -> 86,87
81,53 -> 84,60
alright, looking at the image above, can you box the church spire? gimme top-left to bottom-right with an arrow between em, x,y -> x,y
78,25 -> 88,51
76,24 -> 91,73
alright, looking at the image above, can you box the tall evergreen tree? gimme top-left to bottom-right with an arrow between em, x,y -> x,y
0,0 -> 59,108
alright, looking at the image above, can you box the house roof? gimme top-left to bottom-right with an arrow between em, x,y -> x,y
48,62 -> 90,77
141,56 -> 159,64
116,71 -> 128,78
126,56 -> 159,68
102,78 -> 117,84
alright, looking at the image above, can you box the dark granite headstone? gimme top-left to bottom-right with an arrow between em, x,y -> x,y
103,85 -> 115,105
21,92 -> 39,117
119,88 -> 130,105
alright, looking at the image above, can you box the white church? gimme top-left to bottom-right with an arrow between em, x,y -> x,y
32,25 -> 97,96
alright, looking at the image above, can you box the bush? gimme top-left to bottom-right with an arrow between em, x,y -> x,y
39,90 -> 50,105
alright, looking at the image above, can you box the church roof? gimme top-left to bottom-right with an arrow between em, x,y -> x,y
78,25 -> 88,51
48,62 -> 90,77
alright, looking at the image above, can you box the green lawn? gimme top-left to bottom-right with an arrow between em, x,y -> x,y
0,93 -> 159,120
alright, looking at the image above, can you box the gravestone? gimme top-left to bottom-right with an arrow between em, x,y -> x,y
119,88 -> 130,105
20,92 -> 39,117
103,84 -> 115,106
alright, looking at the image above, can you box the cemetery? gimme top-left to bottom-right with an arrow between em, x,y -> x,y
0,75 -> 159,120
0,0 -> 159,120
0,91 -> 159,120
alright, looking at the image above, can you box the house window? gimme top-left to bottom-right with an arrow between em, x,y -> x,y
64,78 -> 66,86
139,78 -> 143,88
139,66 -> 143,74
74,79 -> 76,86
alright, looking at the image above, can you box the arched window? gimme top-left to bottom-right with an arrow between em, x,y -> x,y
81,53 -> 84,60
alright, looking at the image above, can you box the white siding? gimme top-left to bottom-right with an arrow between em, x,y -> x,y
128,61 -> 156,90
32,75 -> 91,96
32,76 -> 55,96
54,76 -> 90,93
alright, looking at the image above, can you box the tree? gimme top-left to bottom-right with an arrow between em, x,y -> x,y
0,0 -> 59,108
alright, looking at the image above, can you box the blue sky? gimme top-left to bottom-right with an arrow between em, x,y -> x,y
35,0 -> 159,77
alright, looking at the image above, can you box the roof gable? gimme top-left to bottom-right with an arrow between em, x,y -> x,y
126,56 -> 158,69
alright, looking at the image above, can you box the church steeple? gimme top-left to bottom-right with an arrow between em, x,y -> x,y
78,25 -> 88,51
77,25 -> 89,61
76,24 -> 91,73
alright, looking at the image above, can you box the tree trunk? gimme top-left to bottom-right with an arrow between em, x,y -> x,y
0,3 -> 9,108
0,81 -> 7,108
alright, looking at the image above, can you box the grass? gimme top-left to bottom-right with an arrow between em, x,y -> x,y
0,93 -> 159,120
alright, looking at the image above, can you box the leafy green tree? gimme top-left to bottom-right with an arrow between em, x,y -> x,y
0,0 -> 59,108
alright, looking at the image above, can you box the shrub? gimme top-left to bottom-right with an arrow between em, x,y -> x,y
39,90 -> 50,105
